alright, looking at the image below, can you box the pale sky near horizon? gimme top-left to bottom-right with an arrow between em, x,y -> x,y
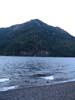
0,0 -> 75,36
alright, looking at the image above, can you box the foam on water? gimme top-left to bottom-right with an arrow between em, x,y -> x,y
0,86 -> 18,91
41,75 -> 54,80
0,78 -> 9,82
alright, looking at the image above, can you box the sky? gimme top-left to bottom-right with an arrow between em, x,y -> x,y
0,0 -> 75,36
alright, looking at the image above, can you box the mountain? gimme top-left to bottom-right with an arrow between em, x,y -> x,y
0,19 -> 75,56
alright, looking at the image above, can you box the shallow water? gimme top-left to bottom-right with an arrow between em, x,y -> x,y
0,56 -> 75,91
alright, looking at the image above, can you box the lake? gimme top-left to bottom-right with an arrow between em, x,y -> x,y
0,56 -> 75,91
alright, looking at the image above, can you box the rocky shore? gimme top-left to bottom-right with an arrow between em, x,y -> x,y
0,81 -> 75,100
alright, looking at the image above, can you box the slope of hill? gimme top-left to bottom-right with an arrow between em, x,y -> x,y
0,19 -> 75,57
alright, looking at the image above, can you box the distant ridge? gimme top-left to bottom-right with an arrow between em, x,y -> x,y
0,19 -> 75,56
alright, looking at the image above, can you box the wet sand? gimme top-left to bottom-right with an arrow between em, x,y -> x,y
0,81 -> 75,100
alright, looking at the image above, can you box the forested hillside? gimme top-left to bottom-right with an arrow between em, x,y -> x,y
0,19 -> 75,56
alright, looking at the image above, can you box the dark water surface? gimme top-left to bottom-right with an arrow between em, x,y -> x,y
0,56 -> 75,91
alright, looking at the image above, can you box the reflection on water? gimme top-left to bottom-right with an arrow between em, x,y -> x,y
0,56 -> 75,91
41,76 -> 54,80
0,86 -> 18,91
0,78 -> 9,82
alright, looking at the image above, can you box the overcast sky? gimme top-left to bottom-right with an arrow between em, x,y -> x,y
0,0 -> 75,36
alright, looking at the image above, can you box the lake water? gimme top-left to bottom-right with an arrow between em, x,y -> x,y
0,56 -> 75,91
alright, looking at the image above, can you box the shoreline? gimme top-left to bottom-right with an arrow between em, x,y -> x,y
0,81 -> 75,100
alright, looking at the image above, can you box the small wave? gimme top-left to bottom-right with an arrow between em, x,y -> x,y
41,76 -> 54,80
0,78 -> 9,82
0,86 -> 18,91
31,73 -> 51,77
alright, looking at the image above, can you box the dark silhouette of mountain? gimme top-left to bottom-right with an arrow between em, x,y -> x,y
0,19 -> 75,56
